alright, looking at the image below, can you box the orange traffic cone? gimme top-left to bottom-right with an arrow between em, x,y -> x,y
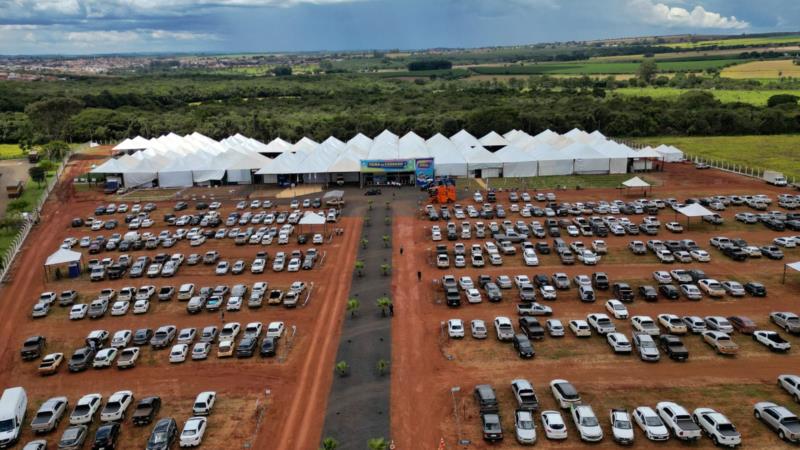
437,437 -> 445,449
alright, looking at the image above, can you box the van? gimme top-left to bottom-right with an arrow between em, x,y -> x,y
0,387 -> 27,448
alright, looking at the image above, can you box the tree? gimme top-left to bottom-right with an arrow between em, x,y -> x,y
28,166 -> 46,187
272,66 -> 293,76
24,97 -> 84,141
346,298 -> 360,318
335,360 -> 349,377
320,437 -> 339,450
42,140 -> 70,160
637,59 -> 658,84
376,296 -> 392,316
376,358 -> 389,375
382,235 -> 390,247
7,199 -> 30,214
767,94 -> 799,108
361,238 -> 369,249
364,215 -> 371,227
368,200 -> 374,210
367,438 -> 388,450
0,215 -> 24,231
354,260 -> 365,277
380,264 -> 391,276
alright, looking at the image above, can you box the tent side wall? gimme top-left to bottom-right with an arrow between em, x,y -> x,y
502,161 -> 538,178
158,171 -> 194,188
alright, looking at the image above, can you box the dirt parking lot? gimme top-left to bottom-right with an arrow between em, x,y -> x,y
391,164 -> 800,449
0,151 -> 360,449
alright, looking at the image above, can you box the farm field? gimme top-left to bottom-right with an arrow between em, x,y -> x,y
593,47 -> 800,63
722,59 -> 800,79
660,34 -> 800,49
631,134 -> 800,180
468,59 -> 744,75
614,87 -> 800,106
391,164 -> 800,449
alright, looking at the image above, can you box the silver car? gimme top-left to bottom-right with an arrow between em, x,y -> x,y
31,396 -> 69,433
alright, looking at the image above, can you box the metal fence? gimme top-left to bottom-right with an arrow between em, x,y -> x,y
684,153 -> 797,185
0,152 -> 71,285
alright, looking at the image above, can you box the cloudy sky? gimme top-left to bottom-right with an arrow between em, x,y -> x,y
0,0 -> 798,55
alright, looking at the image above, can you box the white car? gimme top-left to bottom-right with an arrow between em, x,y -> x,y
774,237 -> 796,248
177,328 -> 197,345
458,276 -> 474,290
652,271 -> 672,284
698,279 -> 725,297
705,316 -> 734,333
631,316 -> 660,336
110,330 -> 132,348
753,330 -> 791,352
610,409 -> 635,445
633,406 -> 670,441
571,404 -> 603,442
215,261 -> 229,275
539,285 -> 557,300
226,296 -> 243,311
470,320 -> 487,339
447,319 -> 465,339
515,409 -> 537,444
287,258 -> 301,272
192,342 -> 211,360
251,259 -> 266,273
465,288 -> 482,304
573,274 -> 591,287
522,249 -> 539,266
690,249 -> 711,262
665,222 -> 683,233
656,401 -> 702,441
587,313 -> 615,335
69,304 -> 88,320
133,299 -> 150,314
110,301 -> 129,316
657,314 -> 688,334
70,393 -> 102,425
569,320 -> 591,337
655,249 -> 675,263
180,416 -> 207,447
605,300 -> 628,319
266,321 -> 285,338
606,333 -> 632,354
313,234 -> 324,245
494,316 -> 514,341
100,390 -> 133,422
577,250 -> 599,265
169,344 -> 189,363
92,348 -> 118,368
541,410 -> 568,440
513,275 -> 531,289
692,408 -> 741,448
778,374 -> 800,403
546,319 -> 565,337
117,347 -> 140,369
680,284 -> 703,300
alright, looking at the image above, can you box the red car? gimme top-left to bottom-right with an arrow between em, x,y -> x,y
728,315 -> 757,334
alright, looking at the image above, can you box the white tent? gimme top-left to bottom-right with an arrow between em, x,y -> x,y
622,176 -> 650,188
655,145 -> 684,162
676,203 -> 714,217
479,131 -> 509,148
45,248 -> 82,266
495,144 -> 537,178
462,145 -> 502,177
427,133 -> 467,176
451,129 -> 480,149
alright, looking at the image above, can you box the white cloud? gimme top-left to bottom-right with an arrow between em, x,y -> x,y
627,0 -> 749,29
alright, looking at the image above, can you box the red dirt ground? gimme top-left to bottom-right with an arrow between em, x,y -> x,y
391,164 -> 800,449
0,148 -> 360,449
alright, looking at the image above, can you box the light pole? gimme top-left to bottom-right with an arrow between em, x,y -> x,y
451,386 -> 462,445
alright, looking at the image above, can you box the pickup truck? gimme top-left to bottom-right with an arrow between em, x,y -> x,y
753,330 -> 791,352
516,302 -> 552,316
511,379 -> 540,411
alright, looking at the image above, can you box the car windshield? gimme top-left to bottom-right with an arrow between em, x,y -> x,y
614,419 -> 632,429
645,416 -> 663,426
641,340 -> 655,348
718,423 -> 737,434
73,405 -> 90,415
518,419 -> 534,430
0,419 -> 14,432
149,432 -> 169,444
581,416 -> 598,427
62,427 -> 81,440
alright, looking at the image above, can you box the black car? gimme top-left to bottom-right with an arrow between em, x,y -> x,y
445,287 -> 461,307
512,334 -> 535,358
147,418 -> 177,450
477,275 -> 492,288
71,218 -> 84,227
535,242 -> 551,255
659,284 -> 680,300
195,202 -> 208,210
94,206 -> 106,215
638,285 -> 658,302
173,202 -> 188,211
533,274 -> 550,287
519,317 -> 545,340
297,234 -> 308,244
659,335 -> 689,361
722,246 -> 748,261
21,335 -> 46,361
364,188 -> 382,196
764,219 -> 785,231
592,272 -> 609,290
744,282 -> 767,297
132,397 -> 161,426
236,336 -> 258,358
133,328 -> 154,346
92,422 -> 120,450
481,413 -> 504,442
68,347 -> 95,372
612,283 -> 635,302
688,269 -> 707,283
260,336 -> 278,357
107,264 -> 125,280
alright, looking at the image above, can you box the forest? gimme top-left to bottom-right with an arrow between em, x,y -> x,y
1,70 -> 799,145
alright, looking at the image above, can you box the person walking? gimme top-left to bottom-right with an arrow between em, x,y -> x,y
400,247 -> 404,255
417,270 -> 422,281
389,303 -> 394,317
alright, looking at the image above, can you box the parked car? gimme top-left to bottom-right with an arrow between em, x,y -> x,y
692,408 -> 741,448
754,402 -> 800,443
656,401 -> 701,441
571,404 -> 603,442
633,406 -> 670,441
132,397 -> 161,426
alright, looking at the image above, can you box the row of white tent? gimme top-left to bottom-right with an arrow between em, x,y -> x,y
96,129 -> 684,188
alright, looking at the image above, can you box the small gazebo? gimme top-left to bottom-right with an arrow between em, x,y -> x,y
674,203 -> 715,230
621,176 -> 651,196
299,211 -> 327,236
44,248 -> 83,281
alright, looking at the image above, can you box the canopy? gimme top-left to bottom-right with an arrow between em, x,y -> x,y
45,248 -> 82,266
787,261 -> 800,272
299,211 -> 326,225
479,131 -> 509,147
676,203 -> 714,217
622,176 -> 650,188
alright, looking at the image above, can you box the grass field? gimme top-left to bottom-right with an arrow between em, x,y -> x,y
456,174 -> 654,191
467,59 -> 744,75
631,135 -> 800,180
375,68 -> 471,78
660,34 -> 800,49
614,87 -> 800,106
721,59 -> 800,79
0,144 -> 23,159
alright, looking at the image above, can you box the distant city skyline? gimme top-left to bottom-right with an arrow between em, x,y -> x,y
0,0 -> 798,55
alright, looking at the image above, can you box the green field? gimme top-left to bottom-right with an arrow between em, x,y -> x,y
456,174 -> 654,191
614,87 -> 800,106
631,135 -> 800,180
660,34 -> 800,49
0,144 -> 23,159
374,68 -> 471,78
468,59 -> 744,75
